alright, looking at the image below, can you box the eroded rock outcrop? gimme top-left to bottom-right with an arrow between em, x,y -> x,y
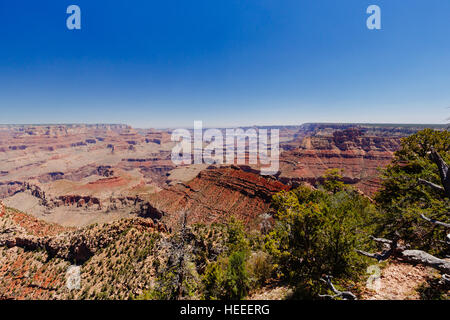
56,195 -> 102,209
147,166 -> 290,229
278,128 -> 402,195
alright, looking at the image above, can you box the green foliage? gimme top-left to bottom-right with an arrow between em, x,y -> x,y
322,169 -> 346,193
223,251 -> 250,300
136,217 -> 254,301
225,216 -> 250,254
375,129 -> 450,253
202,261 -> 225,300
200,218 -> 252,300
246,251 -> 273,288
266,185 -> 376,298
136,262 -> 199,300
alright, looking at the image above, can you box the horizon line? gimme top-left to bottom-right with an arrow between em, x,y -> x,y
0,122 -> 448,130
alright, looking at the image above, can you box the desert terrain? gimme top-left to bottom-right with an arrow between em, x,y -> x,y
0,123 -> 447,300
1,123 -> 442,228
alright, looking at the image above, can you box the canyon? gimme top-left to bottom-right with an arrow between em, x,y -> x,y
0,122 -> 447,300
0,123 -> 445,229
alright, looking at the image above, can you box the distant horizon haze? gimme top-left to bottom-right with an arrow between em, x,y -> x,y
0,121 -> 447,130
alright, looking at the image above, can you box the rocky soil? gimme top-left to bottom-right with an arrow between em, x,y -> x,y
0,201 -> 167,299
361,262 -> 438,300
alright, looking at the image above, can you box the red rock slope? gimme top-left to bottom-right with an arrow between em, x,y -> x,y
146,166 -> 290,228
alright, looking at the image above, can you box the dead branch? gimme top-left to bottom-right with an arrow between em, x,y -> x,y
428,148 -> 450,198
356,236 -> 399,262
442,274 -> 450,285
398,250 -> 450,274
356,249 -> 392,262
418,178 -> 445,193
319,275 -> 357,300
358,236 -> 450,274
369,235 -> 393,245
420,214 -> 450,228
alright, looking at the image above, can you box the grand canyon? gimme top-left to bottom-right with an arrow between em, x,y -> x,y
0,123 -> 448,299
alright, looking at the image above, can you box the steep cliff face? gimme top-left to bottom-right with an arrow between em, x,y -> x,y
147,166 -> 290,229
279,128 -> 401,195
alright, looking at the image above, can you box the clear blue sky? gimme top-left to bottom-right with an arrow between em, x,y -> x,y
1,0 -> 450,128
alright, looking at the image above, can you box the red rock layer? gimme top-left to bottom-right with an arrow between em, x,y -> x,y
279,128 -> 401,195
147,166 -> 290,228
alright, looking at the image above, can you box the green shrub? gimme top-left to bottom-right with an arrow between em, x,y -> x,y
202,261 -> 225,300
247,251 -> 272,288
266,183 -> 376,298
223,251 -> 250,300
375,129 -> 450,254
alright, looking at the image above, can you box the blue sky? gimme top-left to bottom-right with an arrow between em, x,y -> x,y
0,0 -> 450,128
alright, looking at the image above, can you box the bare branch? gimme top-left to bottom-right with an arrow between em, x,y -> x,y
399,250 -> 450,274
369,235 -> 393,245
359,238 -> 450,275
319,276 -> 357,300
356,249 -> 392,262
429,148 -> 450,198
442,274 -> 450,285
356,236 -> 399,262
418,178 -> 445,193
318,293 -> 341,299
420,214 -> 450,228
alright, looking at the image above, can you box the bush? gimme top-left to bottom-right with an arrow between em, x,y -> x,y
223,251 -> 250,300
247,251 -> 272,287
202,261 -> 225,300
202,250 -> 251,300
266,183 -> 376,298
375,129 -> 450,254
225,217 -> 250,254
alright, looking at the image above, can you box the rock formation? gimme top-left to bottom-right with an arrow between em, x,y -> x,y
147,166 -> 290,229
278,126 -> 404,195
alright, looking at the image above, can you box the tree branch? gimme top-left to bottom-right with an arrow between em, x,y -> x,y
369,235 -> 393,244
429,148 -> 450,198
356,249 -> 392,262
319,275 -> 357,300
358,235 -> 450,274
420,214 -> 450,228
356,236 -> 399,262
442,274 -> 450,285
399,250 -> 450,274
418,178 -> 445,193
